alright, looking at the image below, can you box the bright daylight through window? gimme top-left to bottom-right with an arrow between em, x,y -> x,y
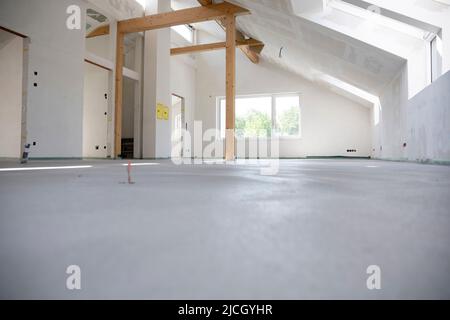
219,94 -> 301,139
135,0 -> 146,9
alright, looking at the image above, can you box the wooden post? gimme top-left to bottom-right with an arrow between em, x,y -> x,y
225,15 -> 236,161
114,29 -> 124,158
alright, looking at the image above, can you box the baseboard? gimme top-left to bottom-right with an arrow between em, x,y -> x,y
306,156 -> 371,160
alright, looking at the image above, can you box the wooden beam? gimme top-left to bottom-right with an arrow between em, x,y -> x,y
171,42 -> 226,55
86,24 -> 110,38
114,30 -> 125,158
170,39 -> 264,56
249,43 -> 265,54
118,2 -> 249,34
238,45 -> 259,63
83,24 -> 264,52
225,15 -> 236,161
84,18 -> 261,45
195,1 -> 264,64
239,38 -> 264,47
234,29 -> 261,64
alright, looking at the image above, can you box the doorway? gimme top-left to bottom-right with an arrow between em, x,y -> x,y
171,94 -> 185,158
120,77 -> 139,159
83,62 -> 109,158
0,27 -> 26,159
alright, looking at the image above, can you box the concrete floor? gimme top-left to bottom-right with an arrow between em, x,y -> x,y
0,159 -> 449,299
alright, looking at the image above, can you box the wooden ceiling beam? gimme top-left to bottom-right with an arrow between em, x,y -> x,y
118,2 -> 249,34
197,1 -> 263,64
171,42 -> 226,56
86,24 -> 110,38
249,44 -> 265,54
238,44 -> 259,63
170,39 -> 264,56
234,28 -> 259,64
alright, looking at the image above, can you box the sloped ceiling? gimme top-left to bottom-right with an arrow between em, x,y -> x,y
172,0 -> 406,101
87,0 -> 144,21
228,0 -> 406,97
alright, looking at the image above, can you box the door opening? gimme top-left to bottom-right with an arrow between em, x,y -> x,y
120,77 -> 138,159
83,62 -> 109,158
0,28 -> 27,159
171,94 -> 185,158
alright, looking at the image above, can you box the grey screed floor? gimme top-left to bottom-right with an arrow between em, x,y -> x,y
0,159 -> 449,299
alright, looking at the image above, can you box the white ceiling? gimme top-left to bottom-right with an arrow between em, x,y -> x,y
171,0 -> 409,102
229,0 -> 408,97
83,0 -> 446,105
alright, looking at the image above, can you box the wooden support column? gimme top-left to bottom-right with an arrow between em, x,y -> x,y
114,29 -> 124,158
225,15 -> 236,161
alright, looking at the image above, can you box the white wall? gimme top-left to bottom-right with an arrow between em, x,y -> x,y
0,32 -> 23,159
374,68 -> 450,163
142,0 -> 172,159
194,31 -> 372,158
86,35 -> 110,60
373,64 -> 408,160
361,0 -> 450,163
407,70 -> 450,163
0,0 -> 86,158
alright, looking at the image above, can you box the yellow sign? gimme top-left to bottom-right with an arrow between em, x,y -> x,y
163,107 -> 169,120
156,103 -> 169,121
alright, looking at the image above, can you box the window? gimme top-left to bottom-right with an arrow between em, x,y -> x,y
218,94 -> 301,139
430,35 -> 443,83
134,0 -> 146,9
171,25 -> 194,43
275,96 -> 300,137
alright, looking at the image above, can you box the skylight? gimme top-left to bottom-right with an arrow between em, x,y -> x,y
328,0 -> 431,40
318,73 -> 380,104
171,25 -> 194,43
135,0 -> 146,9
317,73 -> 381,125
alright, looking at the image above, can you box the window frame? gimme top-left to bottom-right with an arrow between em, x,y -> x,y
216,92 -> 302,140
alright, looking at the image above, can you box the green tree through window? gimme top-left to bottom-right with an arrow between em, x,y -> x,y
220,95 -> 300,138
275,96 -> 300,137
236,110 -> 272,138
277,106 -> 299,136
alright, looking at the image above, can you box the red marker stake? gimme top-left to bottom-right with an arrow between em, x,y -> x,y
127,161 -> 133,184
